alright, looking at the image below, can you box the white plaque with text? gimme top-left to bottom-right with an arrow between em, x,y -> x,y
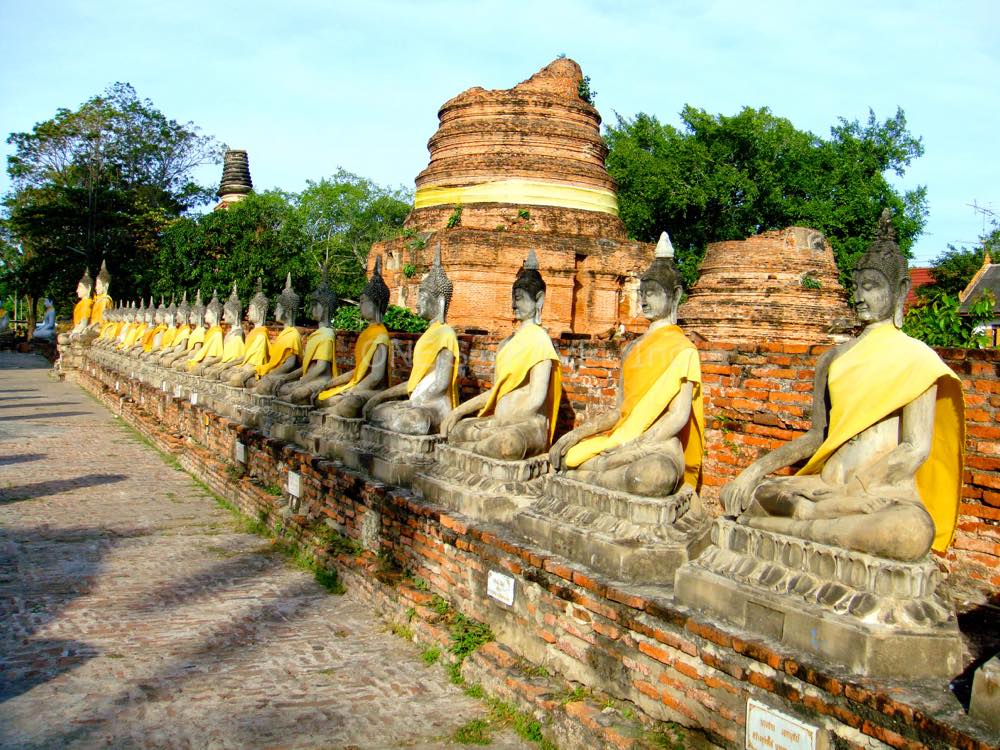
235,441 -> 246,463
287,471 -> 301,498
746,699 -> 818,750
487,570 -> 515,606
190,392 -> 198,406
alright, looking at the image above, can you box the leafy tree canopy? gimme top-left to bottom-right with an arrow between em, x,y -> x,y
605,105 -> 927,287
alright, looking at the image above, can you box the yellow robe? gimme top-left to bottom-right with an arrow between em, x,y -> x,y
72,297 -> 93,327
185,325 -> 206,351
141,324 -> 166,353
119,323 -> 146,350
239,326 -> 270,368
797,324 -> 964,552
476,322 -> 562,445
301,327 -> 337,376
257,327 -> 303,377
564,324 -> 704,491
159,325 -> 178,350
219,331 -> 246,363
90,294 -> 112,325
98,321 -> 117,340
318,324 -> 389,401
170,325 -> 192,351
187,325 -> 224,369
407,321 -> 460,408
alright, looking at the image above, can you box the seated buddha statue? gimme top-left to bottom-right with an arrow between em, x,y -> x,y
119,299 -> 149,352
140,299 -> 167,354
140,299 -> 176,359
32,298 -> 57,341
201,284 -> 247,379
59,268 -> 93,345
221,280 -> 272,386
187,291 -> 225,373
549,233 -> 703,497
162,292 -> 205,368
276,267 -> 338,404
363,244 -> 459,434
253,274 -> 304,394
89,260 -> 113,332
108,302 -> 136,350
721,210 -> 964,561
156,294 -> 192,364
314,257 -> 391,417
441,250 -> 562,461
94,304 -> 121,349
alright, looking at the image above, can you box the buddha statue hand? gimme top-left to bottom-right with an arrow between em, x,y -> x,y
720,468 -> 764,518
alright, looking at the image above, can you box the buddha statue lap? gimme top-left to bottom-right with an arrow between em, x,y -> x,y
674,211 -> 965,679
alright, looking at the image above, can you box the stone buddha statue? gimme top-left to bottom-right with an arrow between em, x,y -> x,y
315,256 -> 392,417
202,284 -> 247,379
276,266 -> 338,404
33,298 -> 57,341
549,233 -> 704,497
94,304 -> 121,348
125,297 -> 155,355
60,268 -> 93,344
89,260 -> 113,330
363,244 -> 459,434
161,292 -> 201,367
110,302 -> 136,349
441,250 -> 562,461
720,210 -> 964,561
168,291 -> 207,370
187,290 -> 225,372
156,294 -> 192,364
221,279 -> 272,386
254,274 -> 304,393
119,299 -> 148,351
141,299 -> 168,353
141,299 -> 176,359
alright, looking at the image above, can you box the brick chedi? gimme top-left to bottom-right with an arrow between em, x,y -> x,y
678,227 -> 854,344
371,58 -> 652,336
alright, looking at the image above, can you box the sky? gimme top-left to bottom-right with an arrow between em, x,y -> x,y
1,0 -> 997,265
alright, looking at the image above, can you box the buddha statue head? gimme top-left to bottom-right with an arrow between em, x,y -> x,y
136,298 -> 147,323
854,209 -> 910,328
190,290 -> 206,326
155,297 -> 166,324
512,250 -> 546,325
274,273 -> 299,327
96,260 -> 111,296
146,297 -> 157,324
165,298 -> 177,327
640,232 -> 684,324
176,292 -> 190,326
360,256 -> 390,324
308,263 -> 337,326
205,290 -> 223,327
248,277 -> 268,327
223,282 -> 242,326
76,268 -> 93,300
418,242 -> 453,323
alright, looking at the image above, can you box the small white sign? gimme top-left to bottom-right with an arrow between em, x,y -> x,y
190,392 -> 199,406
174,385 -> 182,398
114,381 -> 119,390
487,570 -> 515,606
235,441 -> 247,463
746,699 -> 819,750
161,380 -> 168,392
287,471 -> 301,498
130,371 -> 135,379
140,395 -> 145,405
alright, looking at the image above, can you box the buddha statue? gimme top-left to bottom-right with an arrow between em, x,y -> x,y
720,210 -> 964,561
549,233 -> 703,497
202,284 -> 248,379
33,298 -> 57,341
125,298 -> 155,355
221,279 -> 272,386
363,244 -> 459,434
169,291 -> 207,370
254,274 -> 303,393
60,268 -> 93,345
187,290 -> 225,372
119,299 -> 148,351
315,257 -> 391,417
94,304 -> 120,348
141,299 -> 168,353
156,294 -> 192,364
110,302 -> 137,350
89,260 -> 113,329
161,292 -> 202,367
275,266 -> 338,404
441,250 -> 562,461
141,299 -> 176,359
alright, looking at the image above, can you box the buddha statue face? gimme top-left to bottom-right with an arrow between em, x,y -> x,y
77,280 -> 92,299
639,279 -> 677,322
512,287 -> 544,324
853,268 -> 898,325
248,301 -> 266,327
311,300 -> 328,325
417,286 -> 435,320
274,301 -> 287,324
223,305 -> 238,325
359,293 -> 381,323
95,278 -> 108,296
205,306 -> 219,327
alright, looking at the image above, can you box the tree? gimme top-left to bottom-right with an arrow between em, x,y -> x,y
903,288 -> 995,348
604,106 -> 927,287
920,226 -> 999,298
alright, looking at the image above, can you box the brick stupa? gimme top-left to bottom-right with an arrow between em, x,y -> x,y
371,58 -> 651,335
678,227 -> 854,344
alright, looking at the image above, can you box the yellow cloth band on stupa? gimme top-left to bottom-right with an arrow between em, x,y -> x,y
256,326 -> 303,377
797,323 -> 964,552
318,323 -> 390,401
239,326 -> 270,368
414,180 -> 619,216
187,325 -> 224,369
301,327 -> 337,376
407,321 -> 460,408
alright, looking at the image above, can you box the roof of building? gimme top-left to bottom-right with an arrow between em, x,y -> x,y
906,267 -> 935,311
958,256 -> 1000,314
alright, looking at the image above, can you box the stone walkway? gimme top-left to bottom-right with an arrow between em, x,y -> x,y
0,352 -> 529,750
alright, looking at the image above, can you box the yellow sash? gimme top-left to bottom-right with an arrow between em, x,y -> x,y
187,325 -> 224,369
141,324 -> 166,352
565,325 -> 704,490
407,321 -> 460,408
318,324 -> 390,401
99,321 -> 116,339
798,324 -> 964,552
73,298 -> 93,327
90,294 -> 112,325
159,325 -> 178,350
120,323 -> 146,349
257,326 -> 303,377
240,326 -> 270,368
477,322 -> 562,445
185,325 -> 206,351
170,325 -> 191,350
220,331 -> 245,363
302,327 -> 337,375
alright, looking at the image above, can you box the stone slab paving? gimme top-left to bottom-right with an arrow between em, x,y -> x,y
0,352 -> 530,750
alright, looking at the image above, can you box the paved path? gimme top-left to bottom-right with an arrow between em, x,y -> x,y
0,352 -> 529,750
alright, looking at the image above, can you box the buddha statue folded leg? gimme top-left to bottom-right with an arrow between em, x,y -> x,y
369,401 -> 437,436
568,438 -> 685,498
448,413 -> 549,461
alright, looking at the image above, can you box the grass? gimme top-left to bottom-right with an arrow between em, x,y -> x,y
388,622 -> 414,641
421,645 -> 441,665
452,718 -> 490,745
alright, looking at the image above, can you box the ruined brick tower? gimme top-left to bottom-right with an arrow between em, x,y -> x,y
370,58 -> 651,335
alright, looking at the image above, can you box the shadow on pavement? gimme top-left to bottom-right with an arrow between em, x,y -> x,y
0,473 -> 128,504
0,401 -> 80,410
1,411 -> 92,421
0,453 -> 46,467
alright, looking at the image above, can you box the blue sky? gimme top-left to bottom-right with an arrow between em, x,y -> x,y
1,0 -> 997,264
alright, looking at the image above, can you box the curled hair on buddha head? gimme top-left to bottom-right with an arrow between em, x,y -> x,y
641,232 -> 684,300
421,241 -> 454,319
249,277 -> 268,321
275,273 -> 300,321
308,258 -> 338,323
223,282 -> 242,322
513,249 -> 546,299
855,208 -> 910,327
362,255 -> 390,316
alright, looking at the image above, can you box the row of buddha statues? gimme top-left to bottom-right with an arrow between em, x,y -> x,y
71,210 -> 966,678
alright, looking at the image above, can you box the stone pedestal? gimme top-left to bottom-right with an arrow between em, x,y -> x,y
414,444 -> 549,522
970,656 -> 1000,732
674,520 -> 963,679
301,411 -> 364,463
268,400 -> 314,444
515,476 -> 712,585
211,384 -> 255,425
356,424 -> 442,486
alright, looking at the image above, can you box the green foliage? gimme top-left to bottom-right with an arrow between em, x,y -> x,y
578,74 -> 596,104
429,594 -> 450,615
903,289 -> 995,348
388,622 -> 414,641
605,106 -> 926,288
446,204 -> 463,228
452,719 -> 490,745
801,273 -> 822,290
518,208 -> 531,220
332,304 -> 364,332
383,304 -> 428,333
402,262 -> 417,278
421,645 -> 441,665
921,227 -> 998,298
449,613 -> 494,661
